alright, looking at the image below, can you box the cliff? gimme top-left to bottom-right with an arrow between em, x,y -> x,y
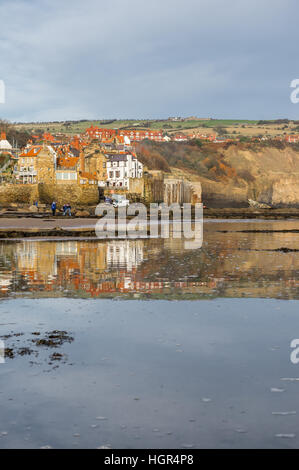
203,144 -> 299,207
138,141 -> 299,207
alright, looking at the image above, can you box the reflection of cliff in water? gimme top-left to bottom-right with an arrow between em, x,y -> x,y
0,221 -> 298,300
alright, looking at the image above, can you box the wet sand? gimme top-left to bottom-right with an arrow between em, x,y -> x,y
0,217 -> 99,230
0,215 -> 298,239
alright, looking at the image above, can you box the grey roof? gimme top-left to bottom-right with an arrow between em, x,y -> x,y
106,154 -> 128,162
69,147 -> 80,157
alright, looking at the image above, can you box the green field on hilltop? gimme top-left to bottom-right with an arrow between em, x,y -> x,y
14,118 -> 260,135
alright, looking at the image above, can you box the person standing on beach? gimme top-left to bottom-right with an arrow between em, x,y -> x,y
51,201 -> 57,216
66,203 -> 71,216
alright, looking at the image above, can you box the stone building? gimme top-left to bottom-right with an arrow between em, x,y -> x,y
78,144 -> 108,186
15,145 -> 56,184
105,153 -> 143,189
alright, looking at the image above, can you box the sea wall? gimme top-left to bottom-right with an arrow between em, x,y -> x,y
0,183 -> 100,206
38,183 -> 99,206
0,178 -> 202,207
0,184 -> 39,205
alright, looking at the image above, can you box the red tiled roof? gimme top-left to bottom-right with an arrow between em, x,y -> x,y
19,146 -> 42,157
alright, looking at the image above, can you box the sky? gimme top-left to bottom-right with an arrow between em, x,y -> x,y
0,0 -> 298,122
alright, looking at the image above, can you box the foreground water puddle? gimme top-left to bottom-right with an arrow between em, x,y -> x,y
0,220 -> 297,448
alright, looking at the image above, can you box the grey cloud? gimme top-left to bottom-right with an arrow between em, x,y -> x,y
0,0 -> 298,121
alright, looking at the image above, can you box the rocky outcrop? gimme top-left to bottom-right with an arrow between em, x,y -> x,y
200,145 -> 299,207
75,210 -> 91,217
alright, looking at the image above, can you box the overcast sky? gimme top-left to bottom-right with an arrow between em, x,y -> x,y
0,0 -> 298,122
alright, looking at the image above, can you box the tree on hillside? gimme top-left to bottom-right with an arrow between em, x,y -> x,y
0,119 -> 11,133
214,127 -> 228,136
0,119 -> 31,148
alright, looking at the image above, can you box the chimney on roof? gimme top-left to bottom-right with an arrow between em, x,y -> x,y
0,131 -> 6,140
80,148 -> 85,173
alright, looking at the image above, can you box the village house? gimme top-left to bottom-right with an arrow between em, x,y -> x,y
285,135 -> 299,143
0,131 -> 12,153
14,138 -> 144,193
54,141 -> 81,184
78,144 -> 108,186
15,144 -> 56,184
172,132 -> 188,142
213,136 -> 227,143
84,125 -> 163,143
192,133 -> 216,142
118,129 -> 163,142
85,125 -> 117,140
105,152 -> 143,189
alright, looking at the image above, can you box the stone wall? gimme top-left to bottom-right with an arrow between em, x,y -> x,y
128,177 -> 144,195
38,183 -> 99,206
0,183 -> 99,206
0,177 -> 202,207
0,184 -> 39,205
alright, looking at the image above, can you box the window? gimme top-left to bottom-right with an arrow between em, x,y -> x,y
56,172 -> 77,180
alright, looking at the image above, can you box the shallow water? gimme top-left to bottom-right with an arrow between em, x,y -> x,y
0,219 -> 298,448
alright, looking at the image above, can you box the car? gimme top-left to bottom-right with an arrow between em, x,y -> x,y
111,194 -> 130,208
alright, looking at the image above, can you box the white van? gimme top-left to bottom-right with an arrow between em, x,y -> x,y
111,194 -> 130,208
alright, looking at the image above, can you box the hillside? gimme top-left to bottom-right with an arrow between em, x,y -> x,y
136,141 -> 299,207
13,118 -> 299,140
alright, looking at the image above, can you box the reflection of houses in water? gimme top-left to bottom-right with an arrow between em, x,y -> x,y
106,240 -> 144,271
15,242 -> 57,286
55,241 -> 78,256
8,240 -> 145,295
0,273 -> 13,292
0,239 -> 241,298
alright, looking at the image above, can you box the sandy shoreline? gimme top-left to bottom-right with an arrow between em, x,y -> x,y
0,213 -> 298,238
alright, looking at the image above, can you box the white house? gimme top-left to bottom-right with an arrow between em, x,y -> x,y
0,132 -> 12,152
106,240 -> 144,272
105,153 -> 143,189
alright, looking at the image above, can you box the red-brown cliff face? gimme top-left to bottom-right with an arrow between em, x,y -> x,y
138,141 -> 299,207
